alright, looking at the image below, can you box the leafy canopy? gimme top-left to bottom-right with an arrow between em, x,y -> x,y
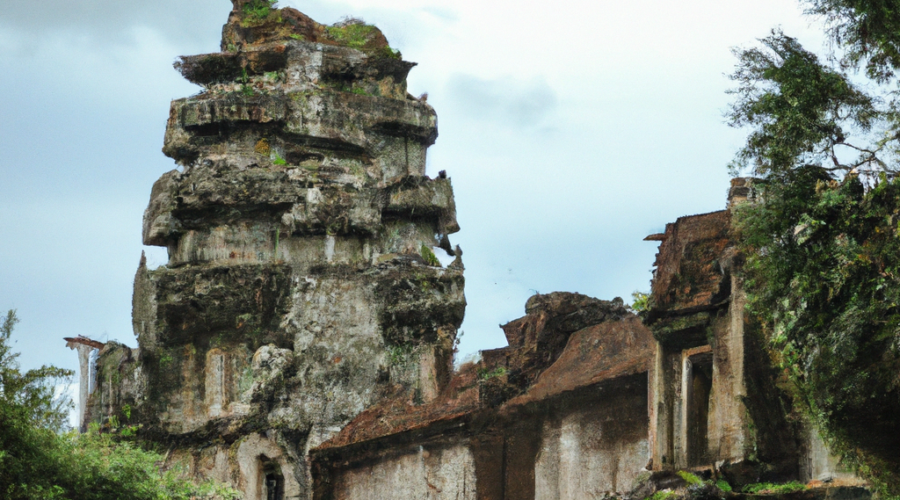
0,310 -> 241,499
728,0 -> 900,494
0,309 -> 73,432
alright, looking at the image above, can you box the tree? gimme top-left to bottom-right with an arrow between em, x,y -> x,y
0,309 -> 74,432
0,310 -> 241,499
728,1 -> 900,495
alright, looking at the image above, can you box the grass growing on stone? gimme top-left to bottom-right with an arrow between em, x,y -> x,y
647,490 -> 679,500
742,482 -> 807,495
677,471 -> 704,486
379,47 -> 402,59
420,244 -> 440,267
478,366 -> 507,380
241,0 -> 279,26
326,23 -> 374,49
387,344 -> 413,366
716,480 -> 733,493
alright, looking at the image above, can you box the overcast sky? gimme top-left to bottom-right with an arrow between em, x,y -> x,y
0,0 -> 824,375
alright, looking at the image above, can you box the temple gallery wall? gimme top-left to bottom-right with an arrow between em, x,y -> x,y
65,2 -> 871,499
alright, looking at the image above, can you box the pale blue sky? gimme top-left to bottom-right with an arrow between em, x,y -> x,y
0,0 -> 823,374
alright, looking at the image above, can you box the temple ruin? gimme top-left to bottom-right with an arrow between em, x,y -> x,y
66,3 -> 872,499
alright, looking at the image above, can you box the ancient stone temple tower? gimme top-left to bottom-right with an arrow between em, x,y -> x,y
95,1 -> 464,497
68,4 -> 873,500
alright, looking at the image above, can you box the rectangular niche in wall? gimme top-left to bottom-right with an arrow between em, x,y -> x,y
205,350 -> 226,418
682,345 -> 712,467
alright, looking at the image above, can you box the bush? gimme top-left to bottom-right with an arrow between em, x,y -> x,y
0,310 -> 242,499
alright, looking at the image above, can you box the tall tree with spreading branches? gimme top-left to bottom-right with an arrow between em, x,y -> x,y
728,1 -> 900,494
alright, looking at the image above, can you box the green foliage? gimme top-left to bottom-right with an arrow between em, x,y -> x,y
272,152 -> 288,166
420,244 -> 441,267
675,470 -> 734,494
18,424 -> 243,499
323,21 -> 400,58
0,311 -> 241,499
742,481 -> 807,494
727,30 -> 878,178
378,46 -> 402,60
0,309 -> 73,432
646,490 -> 679,500
289,34 -> 304,41
274,227 -> 280,257
241,0 -> 278,26
801,0 -> 900,81
676,471 -> 703,486
715,480 -> 732,493
477,366 -> 507,380
729,3 -> 900,494
239,68 -> 254,97
630,291 -> 650,312
387,344 -> 413,366
733,172 -> 900,494
326,21 -> 378,49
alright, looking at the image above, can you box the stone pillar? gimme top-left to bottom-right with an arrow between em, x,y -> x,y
64,337 -> 105,431
74,344 -> 92,430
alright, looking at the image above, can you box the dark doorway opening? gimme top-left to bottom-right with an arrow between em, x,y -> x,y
264,463 -> 284,500
687,353 -> 712,466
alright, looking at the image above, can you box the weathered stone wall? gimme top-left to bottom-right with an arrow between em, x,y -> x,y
534,381 -> 649,500
85,342 -> 142,429
331,444 -> 477,500
645,180 -> 862,488
315,379 -> 649,500
310,295 -> 655,500
646,206 -> 802,476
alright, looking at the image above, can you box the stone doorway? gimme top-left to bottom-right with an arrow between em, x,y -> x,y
263,462 -> 284,500
682,345 -> 712,467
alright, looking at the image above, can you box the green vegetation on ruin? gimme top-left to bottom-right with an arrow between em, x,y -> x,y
387,343 -> 414,366
647,490 -> 679,500
0,310 -> 240,499
420,244 -> 441,267
240,0 -> 280,27
325,20 -> 401,59
742,482 -> 808,495
630,291 -> 650,312
478,366 -> 507,380
716,480 -> 733,493
728,0 -> 900,494
325,21 -> 377,49
239,68 -> 254,96
676,471 -> 704,486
